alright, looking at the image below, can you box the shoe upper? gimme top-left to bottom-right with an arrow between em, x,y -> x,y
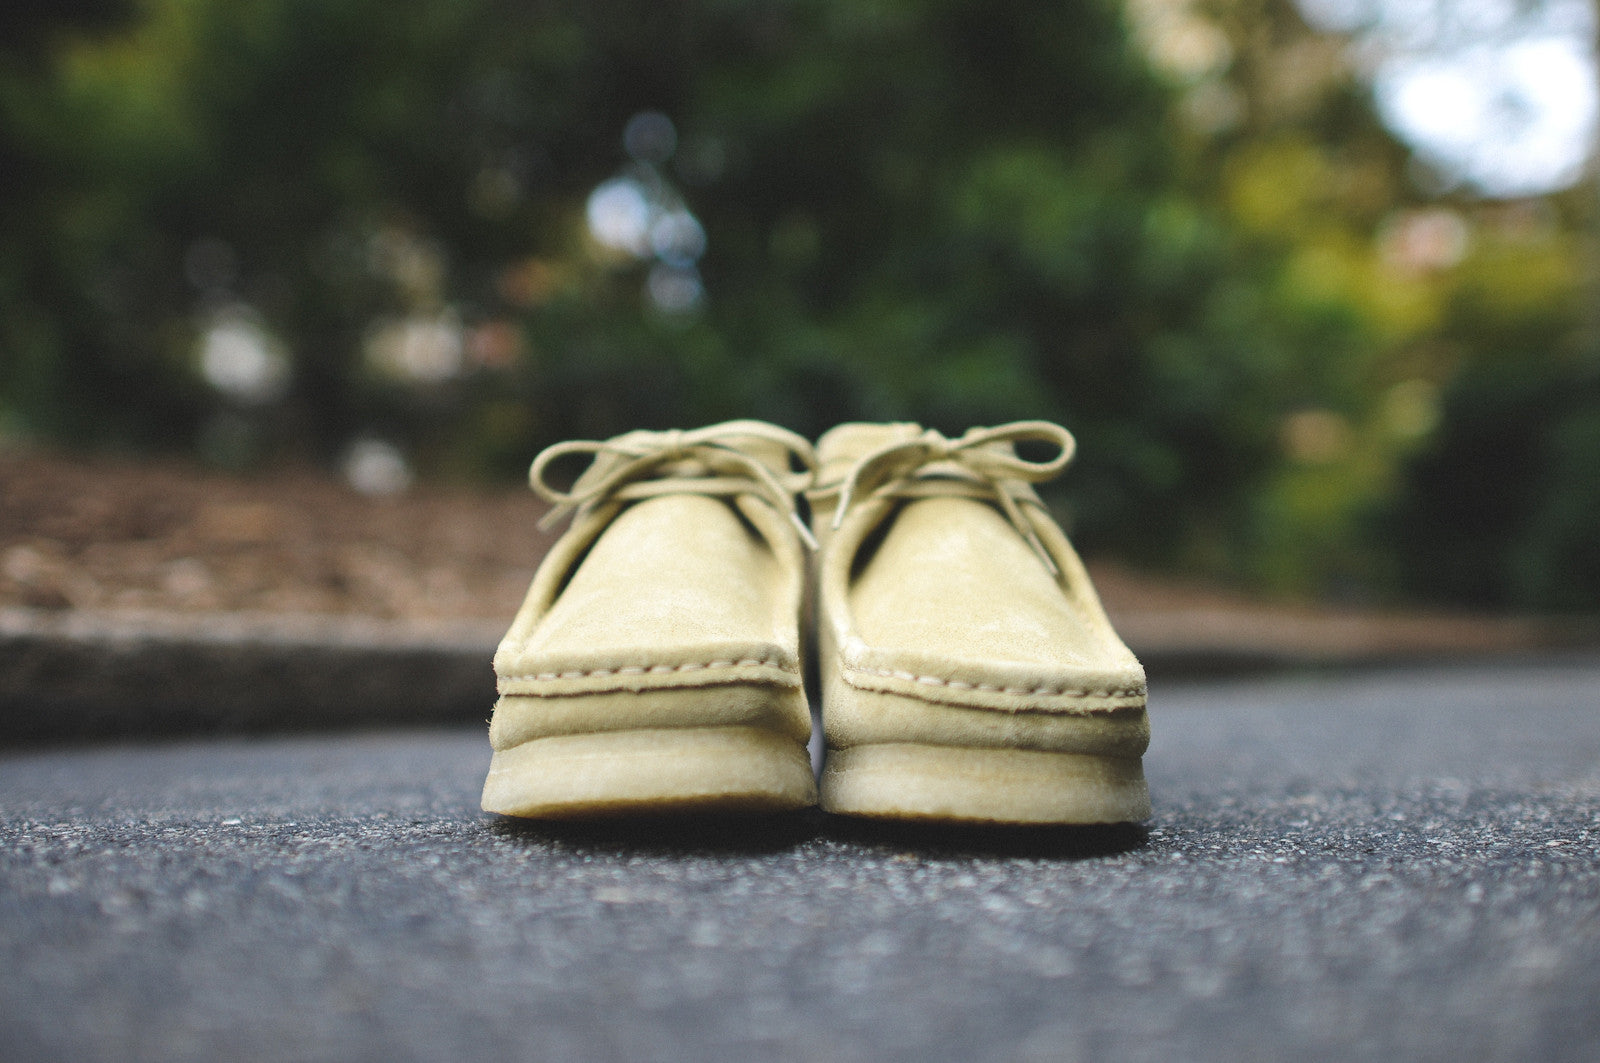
493,421 -> 817,700
811,421 -> 1146,717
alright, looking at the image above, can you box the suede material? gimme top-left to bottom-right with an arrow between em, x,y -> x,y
488,426 -> 811,750
814,422 -> 1148,744
495,493 -> 806,698
819,667 -> 1149,756
533,494 -> 781,652
489,684 -> 812,750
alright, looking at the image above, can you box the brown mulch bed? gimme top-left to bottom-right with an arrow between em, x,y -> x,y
1,445 -> 1583,660
0,447 -> 545,622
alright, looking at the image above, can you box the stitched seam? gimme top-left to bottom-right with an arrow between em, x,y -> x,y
502,657 -> 788,682
849,665 -> 1141,699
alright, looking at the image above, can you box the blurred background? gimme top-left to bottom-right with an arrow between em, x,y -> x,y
2,0 -> 1598,612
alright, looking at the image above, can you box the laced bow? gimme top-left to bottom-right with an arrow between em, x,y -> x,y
820,420 -> 1076,575
530,421 -> 819,549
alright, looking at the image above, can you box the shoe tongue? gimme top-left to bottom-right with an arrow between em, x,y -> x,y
815,422 -> 923,484
817,422 -> 922,457
726,436 -> 794,477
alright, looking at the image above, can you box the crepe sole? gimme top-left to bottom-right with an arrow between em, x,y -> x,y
820,742 -> 1150,825
482,725 -> 817,819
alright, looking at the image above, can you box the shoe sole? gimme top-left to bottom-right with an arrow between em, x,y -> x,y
482,725 -> 817,819
820,742 -> 1150,825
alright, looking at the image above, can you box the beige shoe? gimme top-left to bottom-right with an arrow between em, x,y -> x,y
811,421 -> 1151,825
482,421 -> 820,818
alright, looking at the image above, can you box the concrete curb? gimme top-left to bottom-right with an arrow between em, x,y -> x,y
3,605 -> 1593,744
0,607 -> 502,743
1104,605 -> 1589,673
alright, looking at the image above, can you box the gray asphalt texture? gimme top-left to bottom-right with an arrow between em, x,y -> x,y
3,660 -> 1599,1063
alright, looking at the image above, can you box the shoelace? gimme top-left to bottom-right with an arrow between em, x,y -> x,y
816,420 -> 1076,575
530,421 -> 820,549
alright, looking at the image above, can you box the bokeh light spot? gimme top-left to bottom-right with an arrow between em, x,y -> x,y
364,313 -> 465,383
586,177 -> 653,256
646,263 -> 704,314
624,111 -> 678,164
196,309 -> 290,404
1283,409 -> 1354,464
649,209 -> 707,266
343,438 -> 413,496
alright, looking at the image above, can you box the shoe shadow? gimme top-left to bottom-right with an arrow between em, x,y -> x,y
820,817 -> 1149,861
486,808 -> 826,856
487,809 -> 1146,859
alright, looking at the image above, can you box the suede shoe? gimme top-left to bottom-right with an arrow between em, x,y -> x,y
482,421 -> 820,818
810,421 -> 1150,824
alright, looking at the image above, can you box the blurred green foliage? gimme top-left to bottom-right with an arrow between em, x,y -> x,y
1,0 -> 1595,608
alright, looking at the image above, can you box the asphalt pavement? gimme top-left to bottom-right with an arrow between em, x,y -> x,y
3,659 -> 1598,1062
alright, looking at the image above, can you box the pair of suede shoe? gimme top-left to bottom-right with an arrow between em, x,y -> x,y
482,419 -> 1150,825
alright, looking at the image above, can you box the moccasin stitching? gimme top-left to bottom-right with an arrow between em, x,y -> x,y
845,664 -> 1142,699
501,656 -> 790,682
